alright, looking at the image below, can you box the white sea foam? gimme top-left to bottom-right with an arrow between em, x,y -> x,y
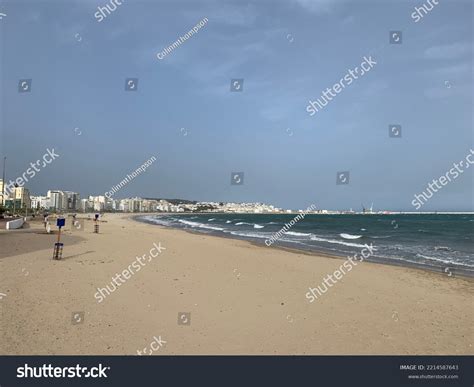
230,231 -> 269,239
415,253 -> 474,268
286,231 -> 311,237
140,216 -> 173,226
178,219 -> 224,231
310,235 -> 367,248
233,222 -> 265,228
340,233 -> 362,240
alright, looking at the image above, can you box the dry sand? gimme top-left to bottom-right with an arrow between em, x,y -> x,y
0,213 -> 472,355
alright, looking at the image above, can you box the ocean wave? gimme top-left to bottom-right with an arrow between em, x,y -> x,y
229,231 -> 269,239
208,218 -> 216,221
286,231 -> 311,237
139,215 -> 156,222
225,220 -> 232,223
178,219 -> 224,231
278,238 -> 306,245
254,224 -> 264,229
415,253 -> 474,268
310,235 -> 367,248
340,233 -> 362,240
235,222 -> 253,226
139,216 -> 173,226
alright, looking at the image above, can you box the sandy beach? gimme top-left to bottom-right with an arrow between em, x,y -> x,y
0,213 -> 472,355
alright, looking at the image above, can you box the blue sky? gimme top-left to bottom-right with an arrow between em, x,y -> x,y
0,0 -> 472,211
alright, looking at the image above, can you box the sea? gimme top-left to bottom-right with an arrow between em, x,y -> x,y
137,213 -> 474,277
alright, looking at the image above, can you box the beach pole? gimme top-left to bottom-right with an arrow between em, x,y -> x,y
53,217 -> 65,260
94,213 -> 99,233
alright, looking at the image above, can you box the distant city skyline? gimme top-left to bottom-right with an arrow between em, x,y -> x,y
1,0 -> 472,211
2,180 -> 472,215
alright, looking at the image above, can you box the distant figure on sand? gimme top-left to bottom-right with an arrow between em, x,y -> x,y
43,214 -> 49,230
43,213 -> 52,234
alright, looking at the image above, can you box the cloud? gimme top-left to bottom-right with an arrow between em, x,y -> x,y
53,19 -> 88,46
183,3 -> 257,26
424,42 -> 472,60
139,23 -> 283,97
357,80 -> 390,99
430,63 -> 471,77
341,15 -> 355,25
423,83 -> 470,99
292,0 -> 344,13
24,10 -> 41,23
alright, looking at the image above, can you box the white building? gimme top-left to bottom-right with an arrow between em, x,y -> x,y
119,199 -> 129,212
64,191 -> 80,211
47,190 -> 67,211
79,198 -> 94,212
31,195 -> 50,210
89,195 -> 108,212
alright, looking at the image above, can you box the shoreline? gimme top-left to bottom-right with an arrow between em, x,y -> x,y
133,214 -> 474,279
